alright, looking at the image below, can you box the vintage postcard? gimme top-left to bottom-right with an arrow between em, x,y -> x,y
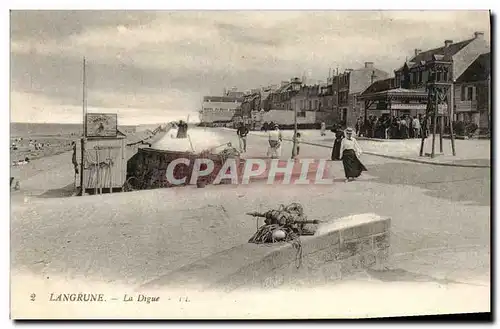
9,10 -> 491,319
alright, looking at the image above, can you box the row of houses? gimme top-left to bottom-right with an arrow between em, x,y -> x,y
200,31 -> 490,132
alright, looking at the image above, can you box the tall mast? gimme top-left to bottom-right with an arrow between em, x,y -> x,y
82,57 -> 87,137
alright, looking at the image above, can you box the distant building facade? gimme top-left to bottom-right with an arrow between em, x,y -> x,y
454,52 -> 490,132
359,31 -> 490,125
200,95 -> 244,124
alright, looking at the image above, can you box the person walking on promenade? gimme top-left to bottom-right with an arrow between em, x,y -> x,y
236,123 -> 249,153
320,122 -> 326,136
412,116 -> 421,138
294,131 -> 302,156
340,127 -> 367,182
331,126 -> 345,161
355,116 -> 363,136
267,124 -> 283,159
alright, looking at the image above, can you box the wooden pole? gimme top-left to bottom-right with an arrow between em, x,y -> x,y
420,89 -> 431,157
291,99 -> 298,159
83,57 -> 87,137
109,148 -> 113,194
449,84 -> 456,156
439,108 -> 444,153
431,89 -> 437,158
488,75 -> 491,133
80,138 -> 85,195
80,57 -> 87,196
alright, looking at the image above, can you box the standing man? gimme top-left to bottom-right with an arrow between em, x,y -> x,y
412,116 -> 421,138
237,123 -> 249,153
320,122 -> 326,136
355,117 -> 363,136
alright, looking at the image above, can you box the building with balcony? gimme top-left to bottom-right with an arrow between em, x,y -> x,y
359,31 -> 490,125
454,52 -> 490,132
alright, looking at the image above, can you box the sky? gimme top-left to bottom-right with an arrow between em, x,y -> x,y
10,10 -> 490,125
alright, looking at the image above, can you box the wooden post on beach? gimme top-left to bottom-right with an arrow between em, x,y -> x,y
108,148 -> 113,194
80,57 -> 87,196
431,93 -> 437,158
95,149 -> 99,195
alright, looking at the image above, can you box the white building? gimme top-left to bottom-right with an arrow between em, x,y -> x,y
200,96 -> 243,123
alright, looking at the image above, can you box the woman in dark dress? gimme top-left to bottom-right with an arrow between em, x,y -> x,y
340,127 -> 367,182
331,128 -> 344,160
176,120 -> 188,138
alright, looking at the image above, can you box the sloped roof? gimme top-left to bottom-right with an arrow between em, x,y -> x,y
456,52 -> 491,83
359,87 -> 427,100
361,78 -> 395,95
395,38 -> 475,72
346,67 -> 390,95
409,38 -> 474,63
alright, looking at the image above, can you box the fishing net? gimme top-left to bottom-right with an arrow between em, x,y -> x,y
247,202 -> 311,268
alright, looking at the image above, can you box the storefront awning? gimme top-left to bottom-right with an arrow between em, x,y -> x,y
391,103 -> 427,110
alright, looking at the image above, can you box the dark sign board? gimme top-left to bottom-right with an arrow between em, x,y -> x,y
86,113 -> 118,137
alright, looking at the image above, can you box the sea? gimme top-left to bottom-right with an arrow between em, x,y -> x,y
10,122 -> 138,138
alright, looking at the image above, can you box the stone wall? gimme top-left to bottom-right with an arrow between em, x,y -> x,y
142,213 -> 391,291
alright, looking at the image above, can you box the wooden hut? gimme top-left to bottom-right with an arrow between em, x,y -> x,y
80,113 -> 127,194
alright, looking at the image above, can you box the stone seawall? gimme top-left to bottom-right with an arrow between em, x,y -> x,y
142,213 -> 390,291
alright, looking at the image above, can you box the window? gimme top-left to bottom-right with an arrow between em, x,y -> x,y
461,86 -> 466,101
342,108 -> 348,122
467,86 -> 473,101
436,71 -> 442,82
418,71 -> 423,83
297,111 -> 306,118
314,100 -> 318,110
412,72 -> 417,84
309,100 -> 312,110
443,71 -> 448,82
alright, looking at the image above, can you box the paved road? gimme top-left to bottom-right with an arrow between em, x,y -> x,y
11,128 -> 491,288
218,128 -> 490,206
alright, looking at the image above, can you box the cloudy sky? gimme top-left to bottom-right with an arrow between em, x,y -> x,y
10,10 -> 490,124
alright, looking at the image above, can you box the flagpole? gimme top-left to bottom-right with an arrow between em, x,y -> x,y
82,56 -> 87,136
80,56 -> 87,195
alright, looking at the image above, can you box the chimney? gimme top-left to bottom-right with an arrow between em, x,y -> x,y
364,62 -> 374,69
474,31 -> 484,39
444,40 -> 453,47
414,49 -> 422,57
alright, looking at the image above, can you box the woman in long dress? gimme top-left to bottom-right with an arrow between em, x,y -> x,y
340,127 -> 367,182
331,128 -> 344,160
267,125 -> 283,158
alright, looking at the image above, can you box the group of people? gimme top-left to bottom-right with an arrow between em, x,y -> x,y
355,114 -> 428,140
237,122 -> 367,183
